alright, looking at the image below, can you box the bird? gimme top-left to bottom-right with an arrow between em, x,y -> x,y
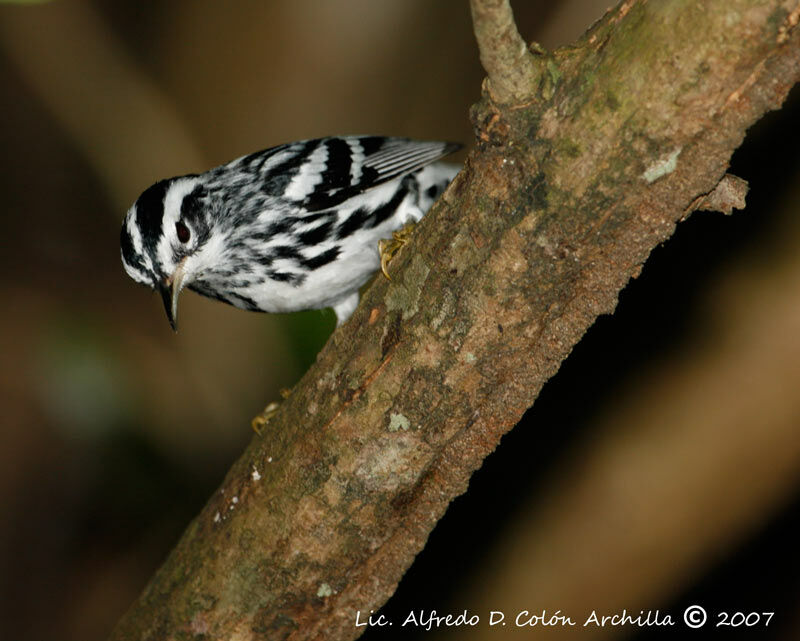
120,136 -> 461,330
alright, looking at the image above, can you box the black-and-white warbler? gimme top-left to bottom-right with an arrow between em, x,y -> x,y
120,136 -> 460,329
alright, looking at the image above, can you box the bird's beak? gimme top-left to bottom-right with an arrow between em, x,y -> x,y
158,259 -> 188,332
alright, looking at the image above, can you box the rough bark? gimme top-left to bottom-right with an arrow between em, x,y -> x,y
110,1 -> 800,639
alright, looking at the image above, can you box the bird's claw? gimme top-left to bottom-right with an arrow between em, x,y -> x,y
378,222 -> 417,280
251,388 -> 292,435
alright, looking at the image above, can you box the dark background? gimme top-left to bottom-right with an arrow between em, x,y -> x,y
0,1 -> 798,639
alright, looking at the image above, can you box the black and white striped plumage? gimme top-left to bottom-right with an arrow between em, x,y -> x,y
120,136 -> 460,329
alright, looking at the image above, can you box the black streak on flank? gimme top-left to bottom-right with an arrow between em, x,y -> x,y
369,183 -> 408,227
303,184 -> 361,213
229,293 -> 260,311
426,183 -> 443,200
188,282 -> 230,304
336,207 -> 372,240
269,271 -> 305,286
303,246 -> 341,270
298,219 -> 335,246
330,177 -> 408,241
269,272 -> 294,282
258,217 -> 295,239
333,181 -> 406,241
297,212 -> 332,225
272,245 -> 303,261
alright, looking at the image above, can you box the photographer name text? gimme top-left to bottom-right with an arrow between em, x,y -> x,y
355,607 -> 774,631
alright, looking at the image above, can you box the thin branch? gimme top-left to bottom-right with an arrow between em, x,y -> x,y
110,1 -> 800,640
469,0 -> 540,104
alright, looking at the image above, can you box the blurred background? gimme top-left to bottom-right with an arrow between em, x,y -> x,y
0,1 -> 798,639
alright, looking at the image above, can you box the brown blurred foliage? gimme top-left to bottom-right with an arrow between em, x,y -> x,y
0,1 -> 797,640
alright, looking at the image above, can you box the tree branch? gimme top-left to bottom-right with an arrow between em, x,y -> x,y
110,1 -> 800,639
469,0 -> 540,104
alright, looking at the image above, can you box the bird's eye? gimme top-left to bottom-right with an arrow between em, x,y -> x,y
175,221 -> 191,243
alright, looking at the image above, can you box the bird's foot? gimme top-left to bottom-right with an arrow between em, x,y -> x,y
251,387 -> 292,435
378,222 -> 417,280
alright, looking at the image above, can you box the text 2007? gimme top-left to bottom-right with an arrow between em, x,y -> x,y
717,611 -> 774,627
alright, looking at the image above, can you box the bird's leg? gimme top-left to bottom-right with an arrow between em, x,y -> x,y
378,222 -> 417,280
251,387 -> 292,435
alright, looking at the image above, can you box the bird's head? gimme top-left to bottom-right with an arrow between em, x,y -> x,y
120,175 -> 213,331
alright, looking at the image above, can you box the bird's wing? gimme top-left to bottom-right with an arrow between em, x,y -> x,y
243,136 -> 461,212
